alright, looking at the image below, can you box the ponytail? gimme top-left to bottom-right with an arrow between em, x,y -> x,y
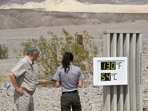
62,52 -> 73,73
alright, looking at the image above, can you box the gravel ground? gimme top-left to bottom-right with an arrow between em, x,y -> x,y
0,77 -> 104,111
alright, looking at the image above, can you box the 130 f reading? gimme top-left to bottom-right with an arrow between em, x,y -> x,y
101,62 -> 116,70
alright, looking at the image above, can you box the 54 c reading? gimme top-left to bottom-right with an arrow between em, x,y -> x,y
101,73 -> 111,81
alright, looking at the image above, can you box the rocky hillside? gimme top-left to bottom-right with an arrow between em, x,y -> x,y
0,9 -> 148,30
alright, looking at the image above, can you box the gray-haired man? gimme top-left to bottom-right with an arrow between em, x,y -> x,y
9,45 -> 40,111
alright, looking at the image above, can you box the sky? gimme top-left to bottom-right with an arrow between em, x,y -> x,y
0,0 -> 44,4
0,0 -> 147,5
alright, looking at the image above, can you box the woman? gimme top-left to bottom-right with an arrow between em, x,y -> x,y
53,52 -> 84,111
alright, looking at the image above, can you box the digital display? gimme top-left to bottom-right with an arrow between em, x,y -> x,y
101,73 -> 111,81
101,62 -> 116,70
93,57 -> 127,86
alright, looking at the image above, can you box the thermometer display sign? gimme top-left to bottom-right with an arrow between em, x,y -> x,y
93,57 -> 128,86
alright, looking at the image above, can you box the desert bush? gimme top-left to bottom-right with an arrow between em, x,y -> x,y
0,44 -> 8,59
18,29 -> 97,77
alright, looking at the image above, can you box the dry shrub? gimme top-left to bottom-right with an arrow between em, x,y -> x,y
18,29 -> 98,78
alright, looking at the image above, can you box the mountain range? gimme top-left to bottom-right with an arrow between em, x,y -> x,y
0,0 -> 147,30
0,9 -> 147,30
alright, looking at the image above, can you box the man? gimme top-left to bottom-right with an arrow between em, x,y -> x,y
9,45 -> 40,111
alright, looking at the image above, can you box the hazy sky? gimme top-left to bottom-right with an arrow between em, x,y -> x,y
0,0 -> 44,4
0,0 -> 147,4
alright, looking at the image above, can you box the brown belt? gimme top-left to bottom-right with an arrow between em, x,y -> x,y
22,87 -> 34,95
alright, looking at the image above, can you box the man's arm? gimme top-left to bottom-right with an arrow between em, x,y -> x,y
9,72 -> 24,95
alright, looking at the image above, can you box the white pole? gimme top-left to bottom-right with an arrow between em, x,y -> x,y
117,33 -> 124,111
111,33 -> 117,111
136,34 -> 143,111
123,33 -> 130,111
103,33 -> 111,111
129,34 -> 136,111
